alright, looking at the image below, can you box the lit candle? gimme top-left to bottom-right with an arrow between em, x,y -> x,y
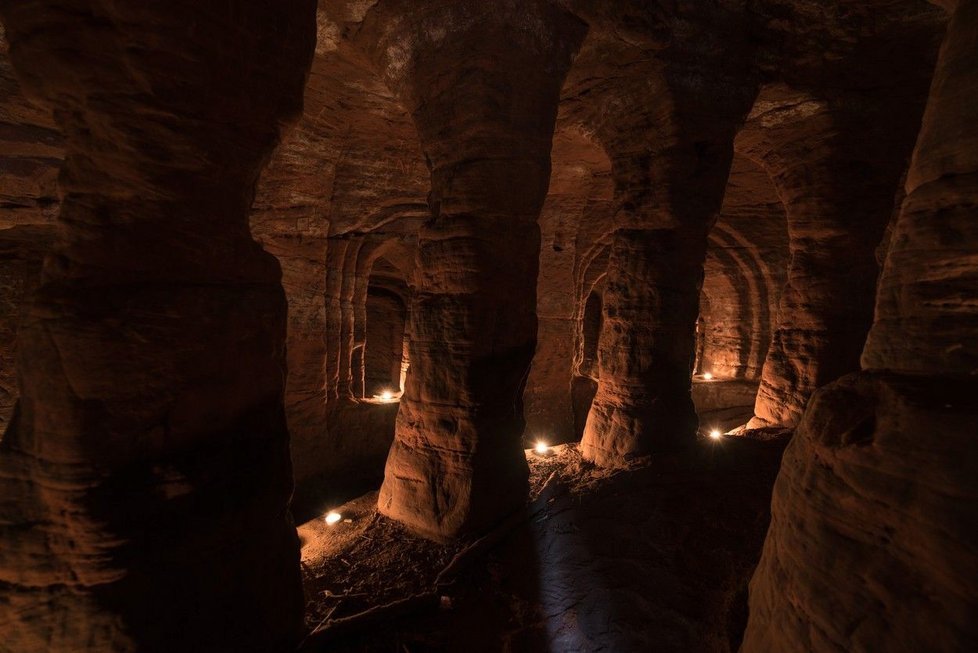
534,441 -> 549,455
709,429 -> 722,440
703,372 -> 713,380
381,390 -> 393,402
325,511 -> 342,525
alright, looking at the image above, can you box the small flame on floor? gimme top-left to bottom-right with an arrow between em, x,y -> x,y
325,511 -> 342,525
534,441 -> 550,455
709,429 -> 722,440
702,372 -> 714,380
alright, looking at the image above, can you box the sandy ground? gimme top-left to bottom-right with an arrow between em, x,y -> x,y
298,432 -> 789,652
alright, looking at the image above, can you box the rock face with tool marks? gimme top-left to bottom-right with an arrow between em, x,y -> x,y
744,2 -> 978,650
0,0 -> 973,650
0,1 -> 316,650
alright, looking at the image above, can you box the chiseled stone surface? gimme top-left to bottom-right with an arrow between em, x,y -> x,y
739,2 -> 946,428
523,125 -> 613,445
0,2 -> 316,650
744,373 -> 978,652
353,0 -> 588,540
249,4 -> 428,505
0,0 -> 972,647
862,0 -> 978,377
0,226 -> 51,434
0,24 -> 60,231
745,2 -> 978,650
699,155 -> 789,382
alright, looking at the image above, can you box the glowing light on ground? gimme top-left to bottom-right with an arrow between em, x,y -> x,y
703,372 -> 713,380
365,389 -> 399,404
709,429 -> 722,440
535,441 -> 550,455
325,511 -> 342,525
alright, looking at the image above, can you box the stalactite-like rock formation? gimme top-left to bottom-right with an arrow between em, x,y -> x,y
0,2 -> 316,651
743,1 -> 978,649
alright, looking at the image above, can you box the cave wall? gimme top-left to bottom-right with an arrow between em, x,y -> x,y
738,0 -> 947,427
250,3 -> 429,513
363,286 -> 407,397
0,2 -> 317,650
524,125 -> 613,445
0,226 -> 52,434
743,1 -> 977,649
0,1 -> 971,647
699,154 -> 789,382
0,27 -> 60,431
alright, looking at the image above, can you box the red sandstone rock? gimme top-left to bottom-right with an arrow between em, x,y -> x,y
0,0 -> 972,648
0,226 -> 51,434
744,2 -> 978,650
739,4 -> 946,428
353,0 -> 587,540
248,13 -> 429,505
0,1 -> 317,650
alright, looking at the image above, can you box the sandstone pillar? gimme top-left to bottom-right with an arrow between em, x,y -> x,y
256,232 -> 331,488
749,198 -> 884,427
746,91 -> 932,428
0,2 -> 316,651
744,2 -> 978,649
364,0 -> 586,540
581,120 -> 752,466
581,224 -> 709,464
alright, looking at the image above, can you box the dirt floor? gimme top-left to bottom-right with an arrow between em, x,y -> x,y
298,431 -> 790,652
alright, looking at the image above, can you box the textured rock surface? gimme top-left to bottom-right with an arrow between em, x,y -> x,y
744,373 -> 978,652
249,4 -> 428,507
0,27 -> 61,431
354,0 -> 587,540
744,2 -> 978,650
699,155 -> 789,382
526,147 -> 788,446
523,125 -> 613,445
740,4 -> 946,427
0,0 -> 973,647
0,2 -> 316,651
862,2 -> 978,377
577,33 -> 758,463
0,226 -> 51,433
692,379 -> 762,434
0,25 -> 60,231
